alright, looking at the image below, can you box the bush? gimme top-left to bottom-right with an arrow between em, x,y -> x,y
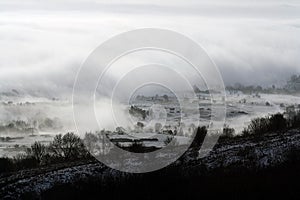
13,154 -> 39,170
242,128 -> 250,136
49,132 -> 87,160
0,157 -> 14,173
129,106 -> 148,120
221,125 -> 235,138
269,113 -> 287,131
0,132 -> 90,173
247,117 -> 270,135
164,136 -> 173,145
127,141 -> 145,153
291,111 -> 300,128
242,113 -> 290,136
26,142 -> 47,164
49,134 -> 64,159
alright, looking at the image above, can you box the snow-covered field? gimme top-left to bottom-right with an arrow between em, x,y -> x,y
0,132 -> 57,157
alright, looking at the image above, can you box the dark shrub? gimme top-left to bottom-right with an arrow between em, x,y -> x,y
164,136 -> 173,145
136,122 -> 144,129
49,134 -> 64,159
27,141 -> 47,164
242,128 -> 251,136
127,141 -> 145,153
291,111 -> 300,128
242,113 -> 291,137
248,117 -> 270,135
269,113 -> 287,131
13,154 -> 39,170
0,157 -> 14,173
129,106 -> 148,120
221,125 -> 235,138
49,132 -> 87,160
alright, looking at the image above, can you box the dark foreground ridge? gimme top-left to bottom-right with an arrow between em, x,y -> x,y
1,128 -> 300,199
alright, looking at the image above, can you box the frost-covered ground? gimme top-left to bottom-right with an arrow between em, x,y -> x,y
130,93 -> 300,133
1,128 -> 300,199
225,93 -> 299,132
0,132 -> 60,157
0,92 -> 300,157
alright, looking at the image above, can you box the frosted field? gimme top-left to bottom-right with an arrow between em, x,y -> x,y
0,93 -> 300,157
226,94 -> 299,131
130,93 -> 300,133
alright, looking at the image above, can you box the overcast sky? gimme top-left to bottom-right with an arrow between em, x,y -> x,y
1,0 -> 300,96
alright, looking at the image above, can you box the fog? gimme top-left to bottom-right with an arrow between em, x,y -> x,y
1,1 -> 300,158
0,0 -> 300,98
